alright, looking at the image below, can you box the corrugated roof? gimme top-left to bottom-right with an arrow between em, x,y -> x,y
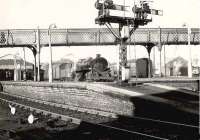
166,56 -> 188,67
0,59 -> 33,69
41,58 -> 73,70
53,58 -> 73,65
0,59 -> 33,66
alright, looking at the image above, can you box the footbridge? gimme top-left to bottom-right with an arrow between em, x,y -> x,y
0,28 -> 200,47
0,28 -> 199,81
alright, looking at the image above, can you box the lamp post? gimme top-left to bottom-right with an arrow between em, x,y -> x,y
48,24 -> 57,83
13,53 -> 21,81
13,54 -> 17,81
158,26 -> 162,77
23,47 -> 26,81
183,23 -> 192,78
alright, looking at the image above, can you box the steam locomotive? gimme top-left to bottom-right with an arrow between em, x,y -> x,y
75,54 -> 114,81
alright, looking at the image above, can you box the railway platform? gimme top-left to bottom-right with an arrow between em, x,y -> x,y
0,80 -> 199,139
129,77 -> 199,92
0,80 -> 198,117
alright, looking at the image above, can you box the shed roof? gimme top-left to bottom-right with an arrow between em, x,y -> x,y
0,59 -> 33,69
166,56 -> 188,67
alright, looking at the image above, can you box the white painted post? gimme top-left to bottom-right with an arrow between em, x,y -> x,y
48,24 -> 57,83
183,23 -> 192,78
187,27 -> 192,78
158,27 -> 162,77
14,55 -> 17,81
23,47 -> 26,80
48,29 -> 53,83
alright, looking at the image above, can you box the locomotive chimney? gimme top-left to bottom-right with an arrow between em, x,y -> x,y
96,54 -> 101,58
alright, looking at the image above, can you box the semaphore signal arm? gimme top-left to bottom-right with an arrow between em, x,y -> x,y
95,0 -> 162,29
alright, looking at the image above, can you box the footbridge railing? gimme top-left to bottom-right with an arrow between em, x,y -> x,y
0,28 -> 199,47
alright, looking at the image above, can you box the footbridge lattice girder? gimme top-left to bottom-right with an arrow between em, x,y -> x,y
0,28 -> 200,47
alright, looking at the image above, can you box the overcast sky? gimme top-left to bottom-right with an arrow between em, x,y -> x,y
1,0 -> 200,28
0,0 -> 200,65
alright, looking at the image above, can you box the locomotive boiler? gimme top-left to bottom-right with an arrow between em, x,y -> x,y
75,54 -> 113,81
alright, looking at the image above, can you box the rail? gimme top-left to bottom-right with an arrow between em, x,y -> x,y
0,95 -> 168,140
0,92 -> 198,140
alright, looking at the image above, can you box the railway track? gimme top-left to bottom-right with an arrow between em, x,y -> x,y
103,116 -> 198,139
0,92 -> 113,124
0,92 -> 199,140
109,83 -> 199,125
76,115 -> 198,140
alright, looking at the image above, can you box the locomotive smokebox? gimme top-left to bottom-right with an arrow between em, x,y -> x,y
75,54 -> 113,81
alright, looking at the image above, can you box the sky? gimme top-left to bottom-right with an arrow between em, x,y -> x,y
0,0 -> 200,66
1,0 -> 199,29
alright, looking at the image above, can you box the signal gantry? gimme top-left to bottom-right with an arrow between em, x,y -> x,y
95,0 -> 162,81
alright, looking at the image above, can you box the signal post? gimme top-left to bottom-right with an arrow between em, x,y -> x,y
95,0 -> 162,81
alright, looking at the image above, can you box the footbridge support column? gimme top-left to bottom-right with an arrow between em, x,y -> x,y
158,27 -> 163,77
144,43 -> 154,78
30,47 -> 37,82
36,28 -> 41,82
158,45 -> 162,77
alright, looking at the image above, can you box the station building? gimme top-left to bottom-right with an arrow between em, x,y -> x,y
42,58 -> 74,81
165,57 -> 188,77
164,56 -> 200,77
0,59 -> 38,81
